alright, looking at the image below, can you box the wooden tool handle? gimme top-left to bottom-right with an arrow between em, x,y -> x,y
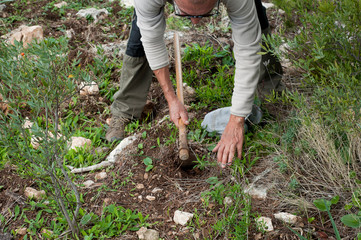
174,32 -> 189,161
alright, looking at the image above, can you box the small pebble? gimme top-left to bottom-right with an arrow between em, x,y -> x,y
146,195 -> 156,201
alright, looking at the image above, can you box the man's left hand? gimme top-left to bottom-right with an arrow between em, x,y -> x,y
212,114 -> 245,168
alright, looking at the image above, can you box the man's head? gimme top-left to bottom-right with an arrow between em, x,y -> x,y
174,0 -> 219,24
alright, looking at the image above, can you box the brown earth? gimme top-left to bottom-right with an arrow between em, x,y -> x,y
0,0 -> 345,239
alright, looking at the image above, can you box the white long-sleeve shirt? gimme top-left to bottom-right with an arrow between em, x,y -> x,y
134,0 -> 261,117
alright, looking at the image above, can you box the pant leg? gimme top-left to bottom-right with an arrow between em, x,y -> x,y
110,11 -> 153,119
254,0 -> 284,95
254,0 -> 269,30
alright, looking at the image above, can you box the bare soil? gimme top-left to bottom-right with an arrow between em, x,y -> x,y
0,1 -> 344,239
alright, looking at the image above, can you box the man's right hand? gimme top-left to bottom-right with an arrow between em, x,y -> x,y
168,98 -> 189,128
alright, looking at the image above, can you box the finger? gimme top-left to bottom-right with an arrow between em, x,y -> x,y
180,110 -> 189,125
216,144 -> 224,164
236,140 -> 243,159
228,144 -> 236,165
172,115 -> 180,128
212,142 -> 221,153
221,147 -> 230,168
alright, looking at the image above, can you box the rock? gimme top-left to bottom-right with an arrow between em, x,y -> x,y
0,93 -> 10,115
76,8 -> 109,20
79,81 -> 99,96
193,232 -> 200,239
151,187 -> 162,194
262,3 -> 275,9
137,227 -> 147,239
0,4 -> 6,12
24,187 -> 45,200
8,25 -> 44,48
83,180 -> 94,188
23,118 -> 34,129
41,228 -> 53,236
256,217 -> 274,232
103,198 -> 112,206
121,0 -> 134,8
65,29 -> 75,39
69,136 -> 92,151
136,227 -> 159,240
274,212 -> 301,224
95,172 -> 107,181
31,136 -> 41,149
0,233 -> 12,240
54,1 -> 67,8
146,195 -> 156,201
136,183 -> 145,190
244,186 -> 267,200
183,83 -> 196,103
104,134 -> 137,164
94,147 -> 110,155
223,196 -> 234,206
15,228 -> 27,235
279,43 -> 290,54
173,210 -> 193,226
144,229 -> 159,240
90,41 -> 127,57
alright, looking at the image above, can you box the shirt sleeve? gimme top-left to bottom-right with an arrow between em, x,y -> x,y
134,0 -> 169,70
223,0 -> 262,117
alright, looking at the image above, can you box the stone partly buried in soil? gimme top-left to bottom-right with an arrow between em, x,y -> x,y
274,212 -> 302,224
76,8 -> 109,20
24,187 -> 46,201
95,171 -> 107,181
256,217 -> 274,232
4,25 -> 44,48
83,180 -> 95,188
136,227 -> 159,240
79,81 -> 99,96
173,210 -> 194,226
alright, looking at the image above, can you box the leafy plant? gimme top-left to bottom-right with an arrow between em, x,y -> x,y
143,157 -> 153,172
313,197 -> 341,239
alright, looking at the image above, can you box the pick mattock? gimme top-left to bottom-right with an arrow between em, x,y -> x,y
173,32 -> 189,161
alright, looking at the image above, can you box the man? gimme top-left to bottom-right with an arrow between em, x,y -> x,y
106,0 -> 280,168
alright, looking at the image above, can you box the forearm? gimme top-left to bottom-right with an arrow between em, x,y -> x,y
153,66 -> 178,105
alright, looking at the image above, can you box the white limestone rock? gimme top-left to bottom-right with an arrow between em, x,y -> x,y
146,195 -> 156,201
256,217 -> 274,232
151,187 -> 162,194
95,171 -> 107,181
121,0 -> 134,8
79,81 -> 99,96
15,228 -> 27,235
54,1 -> 67,8
69,136 -> 92,151
83,180 -> 94,188
173,210 -> 193,226
24,187 -> 46,200
223,196 -> 234,206
7,25 -> 44,48
76,8 -> 109,20
244,186 -> 268,200
136,227 -> 160,240
274,212 -> 301,224
23,118 -> 34,129
0,4 -> 6,12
